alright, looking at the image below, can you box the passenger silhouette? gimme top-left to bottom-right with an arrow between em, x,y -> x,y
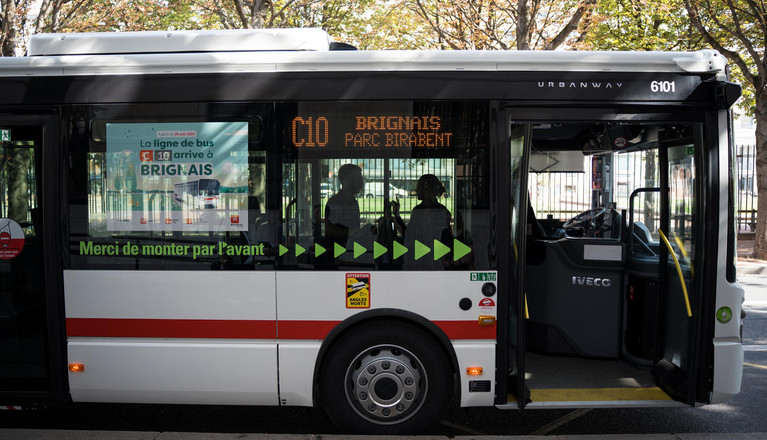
403,174 -> 451,269
325,164 -> 363,248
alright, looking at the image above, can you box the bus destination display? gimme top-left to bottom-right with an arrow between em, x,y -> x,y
291,113 -> 454,149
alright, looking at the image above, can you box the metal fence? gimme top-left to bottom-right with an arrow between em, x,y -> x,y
88,147 -> 760,233
529,146 -> 760,234
528,150 -> 660,225
736,145 -> 758,232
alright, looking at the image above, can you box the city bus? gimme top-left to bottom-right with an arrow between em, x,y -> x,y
173,179 -> 221,209
0,29 -> 744,433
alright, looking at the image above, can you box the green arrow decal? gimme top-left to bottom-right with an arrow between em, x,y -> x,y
393,241 -> 408,260
433,240 -> 451,260
354,242 -> 367,259
295,244 -> 306,257
414,240 -> 430,261
279,244 -> 289,257
315,243 -> 326,257
374,242 -> 387,259
334,242 -> 346,258
453,239 -> 471,261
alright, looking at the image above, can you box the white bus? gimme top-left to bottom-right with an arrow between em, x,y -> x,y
173,179 -> 221,209
0,29 -> 744,434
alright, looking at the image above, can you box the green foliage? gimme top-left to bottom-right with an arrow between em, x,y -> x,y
57,0 -> 200,32
406,0 -> 598,50
683,0 -> 766,114
340,0 -> 435,49
583,0 -> 704,51
584,0 -> 761,115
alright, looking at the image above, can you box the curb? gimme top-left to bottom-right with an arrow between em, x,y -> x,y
738,262 -> 767,276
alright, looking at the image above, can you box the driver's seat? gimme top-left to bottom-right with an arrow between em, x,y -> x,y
527,197 -> 546,239
632,221 -> 652,243
602,209 -> 622,239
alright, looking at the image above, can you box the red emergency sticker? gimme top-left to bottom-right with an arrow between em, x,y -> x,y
0,219 -> 25,260
479,297 -> 496,312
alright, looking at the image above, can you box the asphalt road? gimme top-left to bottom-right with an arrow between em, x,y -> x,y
1,275 -> 765,437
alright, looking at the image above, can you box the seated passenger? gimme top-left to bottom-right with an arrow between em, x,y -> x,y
403,174 -> 451,269
325,164 -> 363,248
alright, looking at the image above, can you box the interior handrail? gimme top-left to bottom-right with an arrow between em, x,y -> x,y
628,187 -> 661,253
658,228 -> 693,318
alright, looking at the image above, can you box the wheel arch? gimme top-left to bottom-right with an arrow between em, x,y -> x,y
312,308 -> 460,406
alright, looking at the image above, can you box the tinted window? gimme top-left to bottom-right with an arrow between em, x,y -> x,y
67,103 -> 273,270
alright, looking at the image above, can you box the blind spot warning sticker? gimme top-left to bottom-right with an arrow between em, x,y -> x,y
0,219 -> 25,260
346,273 -> 370,309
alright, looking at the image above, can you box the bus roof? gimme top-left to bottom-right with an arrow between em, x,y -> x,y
2,29 -> 727,80
28,29 -> 334,55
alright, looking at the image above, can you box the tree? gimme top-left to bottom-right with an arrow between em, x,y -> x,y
583,0 -> 704,51
189,0 -> 371,35
1,0 -> 98,56
0,0 -> 20,56
408,0 -> 597,50
58,0 -> 199,33
684,0 -> 767,259
330,0 -> 435,49
184,0 -> 415,49
6,148 -> 30,223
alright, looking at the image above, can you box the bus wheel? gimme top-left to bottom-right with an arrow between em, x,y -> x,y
319,322 -> 453,434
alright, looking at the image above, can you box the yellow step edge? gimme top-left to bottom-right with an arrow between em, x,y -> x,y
530,387 -> 671,402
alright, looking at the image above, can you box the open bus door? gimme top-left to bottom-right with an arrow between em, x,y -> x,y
504,116 -> 705,408
630,130 -> 701,405
0,113 -> 66,408
498,120 -> 530,407
605,124 -> 702,406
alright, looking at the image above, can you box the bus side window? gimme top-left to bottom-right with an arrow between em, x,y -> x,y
68,104 -> 273,270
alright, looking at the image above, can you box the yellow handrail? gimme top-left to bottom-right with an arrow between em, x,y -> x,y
524,293 -> 530,319
659,229 -> 693,318
672,233 -> 694,277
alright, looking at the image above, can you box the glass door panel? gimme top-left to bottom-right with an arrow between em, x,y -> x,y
0,125 -> 48,392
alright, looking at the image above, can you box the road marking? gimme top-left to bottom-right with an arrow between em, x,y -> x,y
744,362 -> 767,370
440,419 -> 487,436
530,408 -> 592,435
744,345 -> 767,352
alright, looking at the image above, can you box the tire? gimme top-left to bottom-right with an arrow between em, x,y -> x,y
319,321 -> 453,434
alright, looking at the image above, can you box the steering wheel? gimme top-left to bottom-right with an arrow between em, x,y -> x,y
563,207 -> 617,238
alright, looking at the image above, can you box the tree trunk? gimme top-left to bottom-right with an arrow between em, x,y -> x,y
516,0 -> 530,50
752,92 -> 767,259
1,0 -> 17,57
7,148 -> 30,223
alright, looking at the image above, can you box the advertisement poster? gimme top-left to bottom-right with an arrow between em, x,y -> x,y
106,122 -> 249,232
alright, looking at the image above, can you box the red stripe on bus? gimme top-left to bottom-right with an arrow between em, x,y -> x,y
278,320 -> 340,340
66,318 -> 496,340
279,320 -> 496,340
66,318 -> 277,339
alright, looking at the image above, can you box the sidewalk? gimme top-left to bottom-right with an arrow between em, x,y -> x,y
738,238 -> 767,276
